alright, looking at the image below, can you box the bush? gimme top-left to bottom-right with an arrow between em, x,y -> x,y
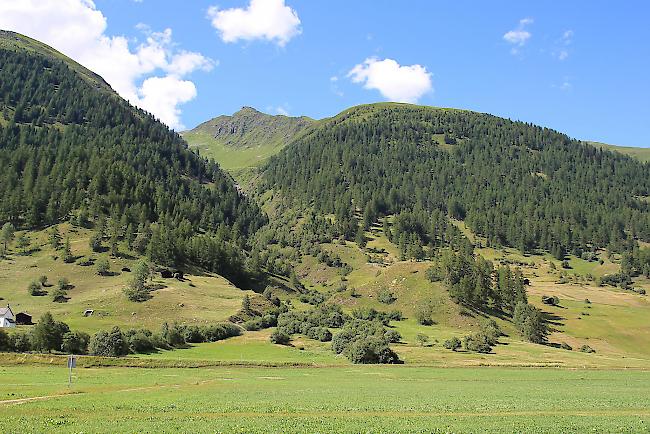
415,307 -> 433,326
443,337 -> 461,351
377,288 -> 396,304
201,323 -> 241,342
89,232 -> 103,252
560,342 -> 573,351
243,314 -> 277,331
160,322 -> 185,347
542,295 -> 560,306
62,331 -> 90,354
463,333 -> 493,353
346,337 -> 400,364
51,288 -> 68,303
58,278 -> 71,291
415,333 -> 429,346
481,319 -> 502,345
580,344 -> 596,353
38,275 -> 49,286
307,326 -> 332,342
96,258 -> 110,276
0,329 -> 10,351
270,330 -> 291,345
10,332 -> 33,352
125,329 -> 157,353
89,326 -> 129,357
28,281 -> 45,296
384,329 -> 402,343
182,325 -> 204,344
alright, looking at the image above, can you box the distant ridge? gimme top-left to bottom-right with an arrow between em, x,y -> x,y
183,107 -> 313,170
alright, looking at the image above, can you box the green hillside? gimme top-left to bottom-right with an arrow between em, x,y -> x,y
0,30 -> 111,92
263,103 -> 650,257
182,107 -> 313,170
587,140 -> 650,163
1,34 -> 649,373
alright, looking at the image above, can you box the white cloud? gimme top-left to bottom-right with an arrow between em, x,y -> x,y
348,57 -> 432,103
552,77 -> 572,92
554,29 -> 573,60
504,18 -> 533,54
0,0 -> 213,129
207,0 -> 301,47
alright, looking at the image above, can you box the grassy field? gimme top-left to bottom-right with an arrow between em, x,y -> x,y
1,363 -> 649,433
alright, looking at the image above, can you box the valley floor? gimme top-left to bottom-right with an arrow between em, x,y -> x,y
1,363 -> 649,433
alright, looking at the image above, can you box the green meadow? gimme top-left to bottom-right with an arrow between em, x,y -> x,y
1,364 -> 649,433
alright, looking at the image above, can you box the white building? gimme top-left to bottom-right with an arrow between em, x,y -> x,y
0,305 -> 15,328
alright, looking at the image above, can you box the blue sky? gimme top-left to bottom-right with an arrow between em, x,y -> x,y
1,1 -> 648,147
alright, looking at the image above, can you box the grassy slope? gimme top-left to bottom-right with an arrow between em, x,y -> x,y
1,364 -> 649,432
587,140 -> 650,162
182,107 -> 313,171
0,223 -> 249,333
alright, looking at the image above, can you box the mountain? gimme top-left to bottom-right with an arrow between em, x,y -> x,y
261,103 -> 650,257
0,31 -> 265,282
183,107 -> 313,170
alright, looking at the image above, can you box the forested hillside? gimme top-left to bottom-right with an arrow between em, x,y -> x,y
263,103 -> 650,258
0,31 -> 265,282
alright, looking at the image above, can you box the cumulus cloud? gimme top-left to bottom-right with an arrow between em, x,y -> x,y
504,18 -> 533,54
348,58 -> 432,103
0,0 -> 213,129
207,0 -> 301,46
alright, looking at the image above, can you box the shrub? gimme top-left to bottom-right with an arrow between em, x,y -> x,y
10,332 -> 33,352
89,326 -> 129,357
415,307 -> 433,326
51,288 -> 68,303
443,337 -> 461,351
28,281 -> 45,296
384,329 -> 402,343
560,342 -> 573,351
58,278 -> 71,291
89,232 -> 103,252
270,330 -> 291,345
463,333 -> 492,353
96,258 -> 110,276
62,331 -> 90,354
541,295 -> 560,306
416,333 -> 429,346
481,319 -> 502,345
377,288 -> 396,304
0,329 -> 10,351
161,322 -> 185,347
347,337 -> 400,364
201,323 -> 241,342
38,275 -> 49,286
580,344 -> 596,353
125,329 -> 157,353
307,326 -> 332,342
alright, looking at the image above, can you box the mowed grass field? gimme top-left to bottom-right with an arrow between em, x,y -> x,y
1,364 -> 649,433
